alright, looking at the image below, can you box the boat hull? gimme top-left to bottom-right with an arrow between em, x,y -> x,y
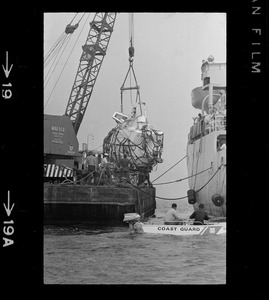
141,223 -> 226,236
187,130 -> 226,217
44,184 -> 156,224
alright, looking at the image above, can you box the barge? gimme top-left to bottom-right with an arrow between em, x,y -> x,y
44,13 -> 162,224
44,183 -> 156,224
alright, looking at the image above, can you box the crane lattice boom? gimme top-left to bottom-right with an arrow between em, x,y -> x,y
65,13 -> 117,134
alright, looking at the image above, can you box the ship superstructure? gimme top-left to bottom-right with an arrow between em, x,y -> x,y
186,56 -> 226,218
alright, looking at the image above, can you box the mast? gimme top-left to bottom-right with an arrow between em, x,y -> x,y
65,13 -> 117,134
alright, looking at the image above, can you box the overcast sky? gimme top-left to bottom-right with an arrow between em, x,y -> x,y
44,12 -> 226,200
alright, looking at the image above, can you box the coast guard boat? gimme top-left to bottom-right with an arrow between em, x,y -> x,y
186,55 -> 226,218
123,213 -> 226,236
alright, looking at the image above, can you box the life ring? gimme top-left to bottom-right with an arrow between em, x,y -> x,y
212,194 -> 224,206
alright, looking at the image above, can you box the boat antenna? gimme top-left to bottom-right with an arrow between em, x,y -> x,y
120,13 -> 142,115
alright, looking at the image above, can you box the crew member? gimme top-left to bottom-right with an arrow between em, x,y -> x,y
100,153 -> 112,184
164,203 -> 181,224
85,151 -> 98,184
129,217 -> 144,234
189,203 -> 209,225
119,153 -> 131,181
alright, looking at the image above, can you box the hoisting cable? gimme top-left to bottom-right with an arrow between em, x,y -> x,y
44,32 -> 67,67
44,13 -> 81,68
120,13 -> 141,114
44,34 -> 72,108
129,13 -> 134,48
129,13 -> 134,105
44,12 -> 84,74
78,13 -> 85,23
151,155 -> 187,183
44,13 -> 90,110
44,34 -> 71,86
70,13 -> 78,24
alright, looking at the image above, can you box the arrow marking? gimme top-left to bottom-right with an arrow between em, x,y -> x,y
3,190 -> 15,217
2,51 -> 13,78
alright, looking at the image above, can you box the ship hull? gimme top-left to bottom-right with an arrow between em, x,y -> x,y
44,183 -> 156,224
186,130 -> 226,217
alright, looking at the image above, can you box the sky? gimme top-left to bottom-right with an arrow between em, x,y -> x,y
44,12 -> 226,201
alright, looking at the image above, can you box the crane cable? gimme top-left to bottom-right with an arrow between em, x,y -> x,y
44,34 -> 71,86
44,13 -> 84,80
129,13 -> 134,48
44,13 -> 82,68
44,32 -> 67,68
129,13 -> 134,105
44,13 -> 90,109
120,13 -> 139,111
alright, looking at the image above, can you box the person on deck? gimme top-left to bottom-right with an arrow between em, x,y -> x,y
189,203 -> 209,225
86,151 -> 98,184
119,153 -> 131,181
99,153 -> 112,184
164,203 -> 181,224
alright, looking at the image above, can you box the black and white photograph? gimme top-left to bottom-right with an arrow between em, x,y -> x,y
1,3 -> 267,289
43,12 -> 226,284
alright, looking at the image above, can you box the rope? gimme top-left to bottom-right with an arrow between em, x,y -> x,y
219,167 -> 226,194
153,166 -> 212,186
60,169 -> 100,185
128,181 -> 188,201
151,155 -> 187,183
196,164 -> 226,193
127,163 -> 226,201
193,134 -> 203,189
60,163 -> 226,202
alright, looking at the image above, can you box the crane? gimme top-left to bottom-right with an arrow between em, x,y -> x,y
44,13 -> 117,182
65,13 -> 117,134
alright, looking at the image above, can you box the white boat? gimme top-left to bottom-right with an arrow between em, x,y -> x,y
141,222 -> 226,236
123,213 -> 226,236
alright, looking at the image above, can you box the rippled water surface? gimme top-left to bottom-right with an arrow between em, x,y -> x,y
44,200 -> 226,284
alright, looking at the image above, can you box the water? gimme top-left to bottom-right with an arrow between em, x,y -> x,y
44,200 -> 226,284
